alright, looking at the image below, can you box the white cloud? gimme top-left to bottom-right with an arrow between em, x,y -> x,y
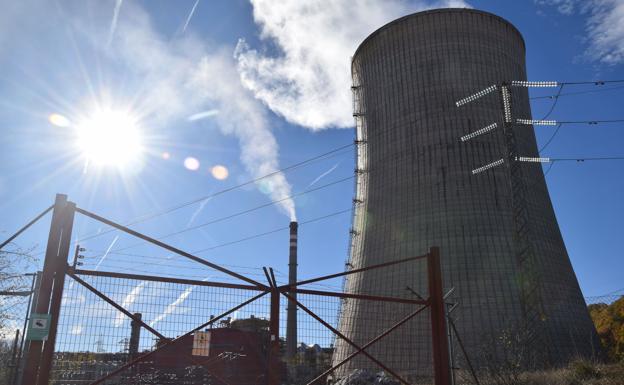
235,0 -> 471,130
584,0 -> 624,65
100,1 -> 297,219
535,0 -> 577,15
538,0 -> 624,65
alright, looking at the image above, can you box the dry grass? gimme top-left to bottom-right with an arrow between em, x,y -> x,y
478,360 -> 624,385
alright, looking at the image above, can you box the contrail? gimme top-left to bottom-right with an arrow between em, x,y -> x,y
182,0 -> 200,34
107,0 -> 123,48
149,286 -> 194,327
188,109 -> 219,121
94,235 -> 119,271
113,281 -> 147,326
149,277 -> 210,327
186,197 -> 212,227
307,163 -> 339,188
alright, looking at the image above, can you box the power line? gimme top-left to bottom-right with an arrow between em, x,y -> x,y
90,207 -> 352,262
190,207 -> 352,254
560,79 -> 624,86
70,143 -> 354,244
550,156 -> 624,162
531,84 -> 624,100
104,175 -> 354,254
556,119 -> 624,124
538,123 -> 562,153
539,84 -> 564,120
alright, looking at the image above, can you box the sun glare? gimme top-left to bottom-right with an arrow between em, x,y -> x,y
75,108 -> 143,168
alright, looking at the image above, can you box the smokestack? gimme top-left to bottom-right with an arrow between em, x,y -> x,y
286,221 -> 298,358
129,313 -> 142,360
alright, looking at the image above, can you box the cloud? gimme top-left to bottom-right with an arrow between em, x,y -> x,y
96,1 -> 297,219
535,0 -> 577,14
583,0 -> 624,65
537,0 -> 624,65
235,0 -> 471,130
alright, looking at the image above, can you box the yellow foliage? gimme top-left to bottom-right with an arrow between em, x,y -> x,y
588,296 -> 624,362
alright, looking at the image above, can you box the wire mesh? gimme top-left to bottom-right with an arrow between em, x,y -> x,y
52,273 -> 269,385
45,257 -> 436,385
0,273 -> 36,385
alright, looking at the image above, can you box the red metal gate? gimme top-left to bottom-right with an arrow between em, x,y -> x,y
3,194 -> 452,385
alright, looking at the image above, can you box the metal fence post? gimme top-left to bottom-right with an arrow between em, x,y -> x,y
428,247 -> 451,385
268,289 -> 281,385
20,194 -> 74,385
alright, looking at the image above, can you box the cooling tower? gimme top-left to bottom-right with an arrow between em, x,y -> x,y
333,8 -> 600,380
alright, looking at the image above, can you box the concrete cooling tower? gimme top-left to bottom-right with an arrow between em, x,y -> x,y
333,8 -> 600,381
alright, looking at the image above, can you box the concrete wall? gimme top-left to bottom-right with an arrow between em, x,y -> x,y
333,8 -> 600,381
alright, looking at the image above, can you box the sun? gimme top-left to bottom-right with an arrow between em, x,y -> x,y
75,108 -> 144,168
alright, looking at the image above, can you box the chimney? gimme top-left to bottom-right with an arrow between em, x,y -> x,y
129,313 -> 142,361
286,221 -> 298,358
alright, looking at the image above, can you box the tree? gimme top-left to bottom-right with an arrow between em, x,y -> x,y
0,246 -> 37,340
588,296 -> 624,362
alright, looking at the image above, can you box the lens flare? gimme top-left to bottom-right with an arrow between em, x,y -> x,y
211,165 -> 229,180
184,157 -> 200,171
162,152 -> 171,160
49,113 -> 71,127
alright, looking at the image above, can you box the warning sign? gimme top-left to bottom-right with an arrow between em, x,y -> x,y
26,313 -> 51,341
192,331 -> 210,356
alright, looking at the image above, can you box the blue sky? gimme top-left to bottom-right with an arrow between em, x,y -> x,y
1,0 -> 623,331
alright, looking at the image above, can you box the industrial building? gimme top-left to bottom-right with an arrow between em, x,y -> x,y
333,8 -> 600,380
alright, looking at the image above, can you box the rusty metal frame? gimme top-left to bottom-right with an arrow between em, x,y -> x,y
75,207 -> 268,289
88,291 -> 269,385
17,195 -> 451,385
71,268 -> 263,292
307,303 -> 431,385
67,272 -> 167,340
281,252 -> 429,289
282,291 -> 413,385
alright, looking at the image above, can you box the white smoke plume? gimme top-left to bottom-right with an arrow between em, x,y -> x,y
101,2 -> 297,219
236,0 -> 471,130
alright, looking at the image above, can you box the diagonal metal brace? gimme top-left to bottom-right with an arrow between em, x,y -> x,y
68,272 -> 166,340
281,292 -> 412,385
88,291 -> 268,385
306,304 -> 430,385
75,207 -> 268,289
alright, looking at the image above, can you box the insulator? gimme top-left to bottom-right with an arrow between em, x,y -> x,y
455,84 -> 498,106
515,156 -> 551,163
460,123 -> 498,142
516,119 -> 557,126
472,158 -> 505,174
511,80 -> 558,87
